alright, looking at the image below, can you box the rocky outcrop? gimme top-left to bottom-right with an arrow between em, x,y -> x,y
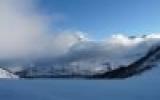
91,46 -> 160,79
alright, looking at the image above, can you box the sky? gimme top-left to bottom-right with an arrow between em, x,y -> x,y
36,0 -> 160,39
1,0 -> 160,69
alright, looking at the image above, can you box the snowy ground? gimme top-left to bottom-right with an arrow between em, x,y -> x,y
0,67 -> 159,100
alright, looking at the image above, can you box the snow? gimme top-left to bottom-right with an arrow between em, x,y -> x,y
0,34 -> 160,99
0,68 -> 18,78
0,69 -> 159,100
0,62 -> 160,99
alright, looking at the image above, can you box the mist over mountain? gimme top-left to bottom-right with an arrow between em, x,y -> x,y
0,33 -> 160,78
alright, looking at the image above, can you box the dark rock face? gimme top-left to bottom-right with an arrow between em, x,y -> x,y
92,46 -> 160,79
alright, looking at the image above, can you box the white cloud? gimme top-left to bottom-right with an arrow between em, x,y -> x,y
1,0 -> 160,72
61,33 -> 160,71
0,0 -> 82,59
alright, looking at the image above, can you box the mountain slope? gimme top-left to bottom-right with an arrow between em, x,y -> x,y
0,68 -> 18,78
92,45 -> 160,79
15,45 -> 160,79
8,34 -> 160,79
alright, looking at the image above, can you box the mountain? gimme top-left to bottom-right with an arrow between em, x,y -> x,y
3,34 -> 160,79
0,68 -> 18,78
15,43 -> 160,79
92,45 -> 160,79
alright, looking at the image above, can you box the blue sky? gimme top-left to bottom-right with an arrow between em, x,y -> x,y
37,0 -> 160,39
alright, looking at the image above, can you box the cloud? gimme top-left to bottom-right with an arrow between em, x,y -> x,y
0,0 -> 82,59
1,0 -> 160,72
52,34 -> 160,71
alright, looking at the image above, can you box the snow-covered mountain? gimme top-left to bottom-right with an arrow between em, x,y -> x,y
0,68 -> 18,78
0,34 -> 160,78
92,45 -> 160,78
10,34 -> 160,78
